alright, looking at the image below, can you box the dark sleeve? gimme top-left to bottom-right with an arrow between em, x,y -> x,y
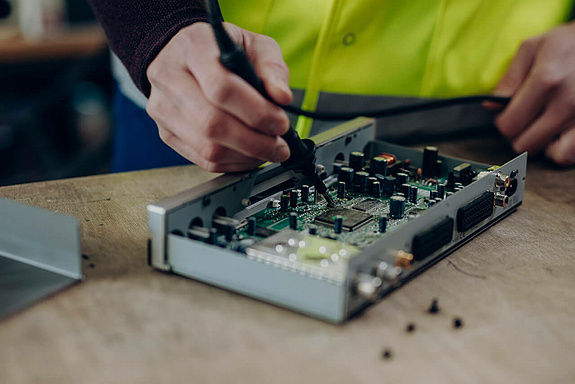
87,0 -> 209,97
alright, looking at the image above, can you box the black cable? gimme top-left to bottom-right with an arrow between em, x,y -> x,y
281,95 -> 510,121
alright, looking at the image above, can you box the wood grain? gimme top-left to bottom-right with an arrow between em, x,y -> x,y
0,139 -> 573,384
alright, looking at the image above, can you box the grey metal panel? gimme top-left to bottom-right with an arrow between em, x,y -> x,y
168,235 -> 346,323
0,257 -> 77,320
0,198 -> 81,279
0,198 -> 81,320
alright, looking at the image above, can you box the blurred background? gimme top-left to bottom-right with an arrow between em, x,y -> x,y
0,0 -> 112,186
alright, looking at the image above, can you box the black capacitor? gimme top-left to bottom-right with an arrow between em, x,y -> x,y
372,181 -> 381,198
338,166 -> 354,188
337,181 -> 346,199
434,198 -> 443,205
247,217 -> 257,236
349,151 -> 365,171
333,215 -> 344,234
430,190 -> 438,200
308,225 -> 317,235
401,183 -> 410,197
428,199 -> 436,208
367,177 -> 378,193
435,159 -> 443,177
446,191 -> 454,197
396,172 -> 408,186
290,189 -> 298,208
383,176 -> 396,195
280,194 -> 289,213
455,182 -> 464,189
289,212 -> 298,230
371,156 -> 388,176
223,224 -> 235,242
437,183 -> 445,199
446,172 -> 455,191
379,216 -> 388,233
422,146 -> 439,178
208,228 -> 218,245
389,196 -> 406,219
301,185 -> 310,203
409,186 -> 418,204
354,171 -> 369,192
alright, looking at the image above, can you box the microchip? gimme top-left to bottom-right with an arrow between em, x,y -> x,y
255,227 -> 277,238
352,198 -> 382,212
314,207 -> 373,232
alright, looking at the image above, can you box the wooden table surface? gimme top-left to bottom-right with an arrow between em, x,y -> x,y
0,137 -> 573,383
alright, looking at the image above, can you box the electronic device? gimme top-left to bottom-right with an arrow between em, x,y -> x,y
147,118 -> 526,323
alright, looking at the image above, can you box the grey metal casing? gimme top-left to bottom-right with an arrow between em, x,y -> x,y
148,118 -> 526,323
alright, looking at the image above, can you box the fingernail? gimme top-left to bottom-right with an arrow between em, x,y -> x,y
272,142 -> 290,163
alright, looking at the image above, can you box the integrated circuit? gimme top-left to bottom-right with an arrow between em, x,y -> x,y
352,198 -> 382,212
314,207 -> 373,232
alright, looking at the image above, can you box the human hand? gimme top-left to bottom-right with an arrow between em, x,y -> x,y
146,22 -> 292,172
487,22 -> 575,166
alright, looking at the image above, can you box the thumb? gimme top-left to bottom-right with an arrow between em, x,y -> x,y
245,33 -> 293,105
484,36 -> 542,111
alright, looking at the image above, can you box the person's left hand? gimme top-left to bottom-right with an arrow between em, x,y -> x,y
487,22 -> 575,166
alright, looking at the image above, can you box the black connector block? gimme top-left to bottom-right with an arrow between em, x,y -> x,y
412,217 -> 454,261
456,191 -> 494,232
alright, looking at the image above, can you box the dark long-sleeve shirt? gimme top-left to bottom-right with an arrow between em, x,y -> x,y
87,1 -> 208,97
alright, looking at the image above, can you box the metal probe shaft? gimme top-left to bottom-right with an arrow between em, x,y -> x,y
206,0 -> 335,207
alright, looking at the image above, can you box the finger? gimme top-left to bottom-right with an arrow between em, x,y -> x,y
245,33 -> 293,105
183,25 -> 290,136
155,67 -> 290,163
152,66 -> 291,163
544,124 -> 575,166
495,64 -> 557,140
484,38 -> 541,111
157,127 -> 264,173
511,105 -> 574,154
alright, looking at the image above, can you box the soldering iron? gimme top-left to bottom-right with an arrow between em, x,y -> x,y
205,0 -> 510,208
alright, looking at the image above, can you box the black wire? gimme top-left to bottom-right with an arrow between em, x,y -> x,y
280,95 -> 510,121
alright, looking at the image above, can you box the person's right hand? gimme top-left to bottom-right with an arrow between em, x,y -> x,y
146,22 -> 293,173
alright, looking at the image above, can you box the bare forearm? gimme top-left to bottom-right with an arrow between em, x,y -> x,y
87,0 -> 208,96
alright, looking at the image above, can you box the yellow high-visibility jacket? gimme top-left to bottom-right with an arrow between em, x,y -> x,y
220,0 -> 574,138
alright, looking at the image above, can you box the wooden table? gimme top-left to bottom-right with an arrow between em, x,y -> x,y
0,137 -> 573,383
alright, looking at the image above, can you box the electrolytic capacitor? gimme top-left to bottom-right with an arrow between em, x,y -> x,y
435,159 -> 443,177
308,225 -> 317,235
289,212 -> 298,230
337,181 -> 346,199
401,183 -> 410,198
290,189 -> 298,208
367,177 -> 377,193
379,216 -> 388,233
371,156 -> 388,176
354,171 -> 369,193
301,185 -> 310,203
430,190 -> 438,200
223,224 -> 235,242
338,166 -> 354,188
247,217 -> 257,236
389,196 -> 406,219
333,215 -> 344,234
422,146 -> 439,178
446,172 -> 455,191
208,228 -> 218,245
437,183 -> 445,199
428,199 -> 436,208
280,194 -> 289,213
446,192 -> 454,197
409,186 -> 418,204
396,172 -> 408,186
434,198 -> 443,205
349,151 -> 365,171
383,176 -> 396,195
455,182 -> 464,189
372,181 -> 381,198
